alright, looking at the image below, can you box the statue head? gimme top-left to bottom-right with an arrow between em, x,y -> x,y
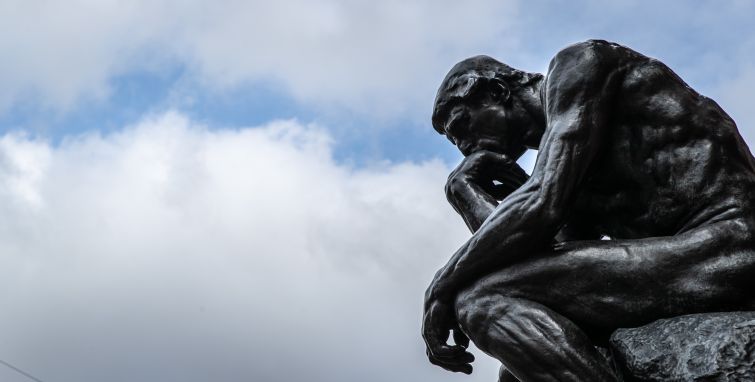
432,55 -> 544,159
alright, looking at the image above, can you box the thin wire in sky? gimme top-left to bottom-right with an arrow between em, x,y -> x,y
0,358 -> 46,382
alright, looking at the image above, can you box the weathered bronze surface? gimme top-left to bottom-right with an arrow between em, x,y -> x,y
423,40 -> 755,381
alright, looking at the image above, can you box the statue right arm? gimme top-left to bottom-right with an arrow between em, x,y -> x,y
445,150 -> 529,233
428,40 -> 621,302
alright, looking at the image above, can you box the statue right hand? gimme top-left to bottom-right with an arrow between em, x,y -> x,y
446,150 -> 529,201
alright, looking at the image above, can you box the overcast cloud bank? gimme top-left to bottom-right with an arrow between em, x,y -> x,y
0,112 -> 504,381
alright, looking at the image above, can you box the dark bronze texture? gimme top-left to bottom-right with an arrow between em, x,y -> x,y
423,40 -> 755,381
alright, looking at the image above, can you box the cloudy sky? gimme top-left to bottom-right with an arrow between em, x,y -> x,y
0,1 -> 754,381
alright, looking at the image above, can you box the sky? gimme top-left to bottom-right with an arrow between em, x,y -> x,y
0,1 -> 754,381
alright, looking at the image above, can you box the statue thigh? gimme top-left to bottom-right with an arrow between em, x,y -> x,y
453,218 -> 755,380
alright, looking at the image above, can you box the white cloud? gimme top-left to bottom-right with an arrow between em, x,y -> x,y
0,0 -> 519,119
0,1 -> 165,110
0,112 -> 501,381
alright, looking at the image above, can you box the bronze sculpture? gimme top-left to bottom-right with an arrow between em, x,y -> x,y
422,40 -> 755,381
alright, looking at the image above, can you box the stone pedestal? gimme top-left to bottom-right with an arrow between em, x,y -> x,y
610,312 -> 755,381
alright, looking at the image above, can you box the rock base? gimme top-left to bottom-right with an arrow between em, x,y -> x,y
610,312 -> 755,381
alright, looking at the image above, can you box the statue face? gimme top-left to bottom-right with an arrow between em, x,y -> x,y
439,79 -> 529,158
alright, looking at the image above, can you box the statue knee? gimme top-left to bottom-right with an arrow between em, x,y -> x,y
454,285 -> 511,343
455,287 -> 552,352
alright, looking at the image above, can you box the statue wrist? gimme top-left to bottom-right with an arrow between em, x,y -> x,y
445,175 -> 473,202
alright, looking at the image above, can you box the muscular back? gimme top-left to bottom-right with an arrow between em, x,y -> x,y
558,41 -> 755,239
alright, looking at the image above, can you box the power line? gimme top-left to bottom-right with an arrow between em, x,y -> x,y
0,358 -> 45,382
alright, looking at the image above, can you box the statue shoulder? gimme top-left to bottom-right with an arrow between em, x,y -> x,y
544,40 -> 638,99
547,40 -> 625,78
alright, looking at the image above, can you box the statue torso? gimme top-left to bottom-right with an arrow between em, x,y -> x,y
564,54 -> 755,239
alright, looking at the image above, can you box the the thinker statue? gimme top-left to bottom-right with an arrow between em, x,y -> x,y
422,40 -> 755,381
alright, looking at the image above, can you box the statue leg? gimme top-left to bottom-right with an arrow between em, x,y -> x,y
455,289 -> 620,381
454,218 -> 755,381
